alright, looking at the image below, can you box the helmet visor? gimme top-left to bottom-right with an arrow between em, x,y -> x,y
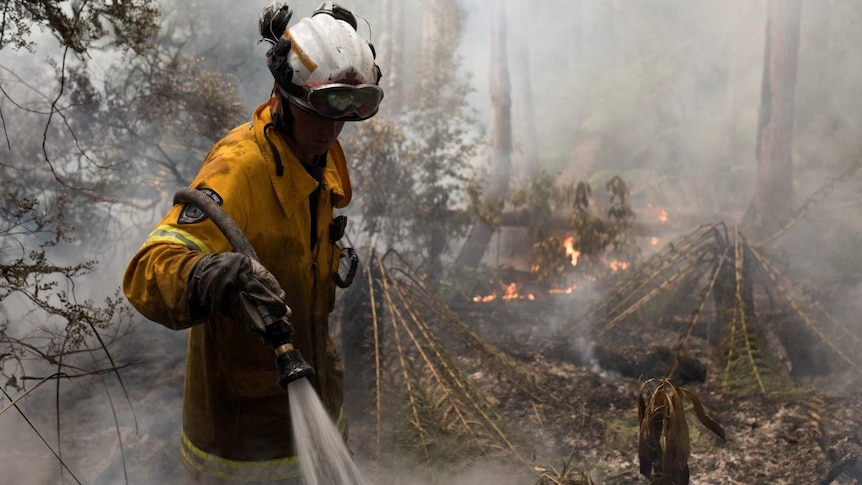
292,83 -> 384,121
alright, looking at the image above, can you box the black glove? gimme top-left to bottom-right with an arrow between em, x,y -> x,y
187,252 -> 290,336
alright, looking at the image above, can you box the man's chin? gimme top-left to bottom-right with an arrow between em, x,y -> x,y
309,140 -> 333,154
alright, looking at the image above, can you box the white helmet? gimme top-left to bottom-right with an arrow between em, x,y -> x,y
262,2 -> 383,121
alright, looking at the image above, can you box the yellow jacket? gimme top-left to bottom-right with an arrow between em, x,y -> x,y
123,99 -> 350,482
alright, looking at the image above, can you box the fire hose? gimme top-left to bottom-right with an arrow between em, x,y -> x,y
173,188 -> 314,390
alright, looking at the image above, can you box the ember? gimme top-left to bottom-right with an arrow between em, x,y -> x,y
658,209 -> 669,223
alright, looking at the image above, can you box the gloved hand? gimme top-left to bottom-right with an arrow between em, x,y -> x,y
187,252 -> 290,337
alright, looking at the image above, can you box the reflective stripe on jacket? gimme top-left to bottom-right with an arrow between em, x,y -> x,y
180,410 -> 346,482
123,98 -> 350,481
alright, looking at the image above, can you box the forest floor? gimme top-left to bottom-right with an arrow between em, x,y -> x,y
404,296 -> 862,485
4,274 -> 861,485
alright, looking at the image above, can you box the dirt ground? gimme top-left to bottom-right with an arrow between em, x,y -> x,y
5,276 -> 860,485
419,296 -> 862,485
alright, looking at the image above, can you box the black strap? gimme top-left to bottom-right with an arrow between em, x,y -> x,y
307,155 -> 327,248
263,122 -> 285,176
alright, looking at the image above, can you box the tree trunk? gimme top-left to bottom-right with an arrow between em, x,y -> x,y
510,1 -> 540,178
722,0 -> 751,140
378,0 -> 404,117
421,0 -> 435,61
454,0 -> 513,268
747,0 -> 803,240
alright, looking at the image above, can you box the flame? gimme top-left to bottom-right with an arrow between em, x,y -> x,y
658,209 -> 668,223
548,284 -> 578,294
501,282 -> 519,300
502,282 -> 536,300
651,236 -> 659,246
473,282 -> 536,302
472,236 -> 594,301
608,260 -> 629,272
563,236 -> 581,266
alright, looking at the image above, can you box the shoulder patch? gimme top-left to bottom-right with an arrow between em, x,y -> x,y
178,188 -> 224,224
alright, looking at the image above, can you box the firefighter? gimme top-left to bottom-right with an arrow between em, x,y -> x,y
123,3 -> 383,484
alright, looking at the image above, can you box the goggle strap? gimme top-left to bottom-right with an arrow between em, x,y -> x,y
280,83 -> 309,100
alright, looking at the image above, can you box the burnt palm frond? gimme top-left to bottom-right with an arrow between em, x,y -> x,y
671,245 -> 730,376
554,225 -> 727,348
748,245 -> 862,374
609,223 -> 724,298
638,378 -> 725,485
366,264 -> 384,459
731,227 -> 767,395
376,263 -> 431,460
368,250 -> 530,465
398,279 -> 570,410
597,254 -> 711,338
581,219 -> 860,398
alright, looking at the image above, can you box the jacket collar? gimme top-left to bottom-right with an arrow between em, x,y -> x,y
251,99 -> 347,218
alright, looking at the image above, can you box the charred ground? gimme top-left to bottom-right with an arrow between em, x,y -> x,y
339,225 -> 862,485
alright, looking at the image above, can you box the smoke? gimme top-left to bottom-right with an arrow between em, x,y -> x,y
0,318 -> 187,485
3,0 -> 862,483
0,417 -> 58,484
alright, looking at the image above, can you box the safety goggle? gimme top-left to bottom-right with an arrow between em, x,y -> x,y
287,83 -> 384,121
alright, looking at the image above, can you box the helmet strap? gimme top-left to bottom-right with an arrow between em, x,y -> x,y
270,83 -> 285,127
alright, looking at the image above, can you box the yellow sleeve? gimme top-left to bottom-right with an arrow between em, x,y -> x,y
123,239 -> 205,330
123,135 -> 257,329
